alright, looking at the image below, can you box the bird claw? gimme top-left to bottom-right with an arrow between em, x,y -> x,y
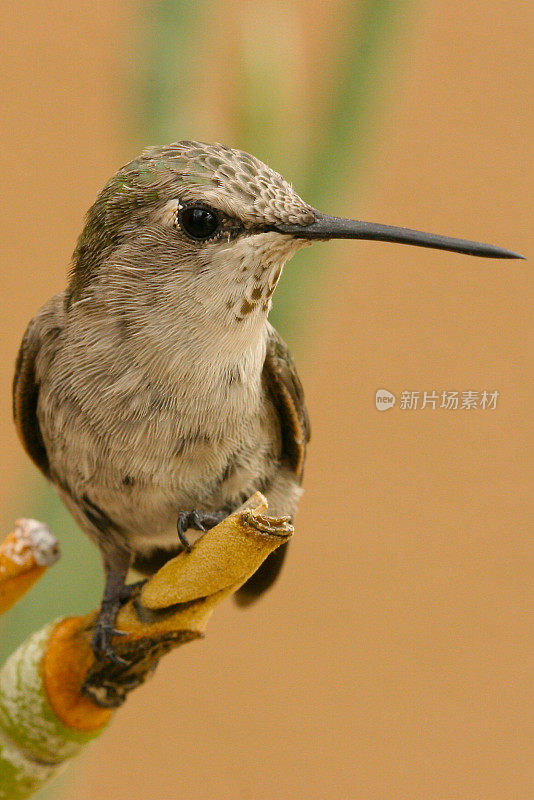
91,623 -> 130,666
177,509 -> 227,551
177,510 -> 205,550
177,512 -> 193,550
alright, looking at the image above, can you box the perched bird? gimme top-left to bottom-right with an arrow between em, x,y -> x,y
13,141 -> 523,662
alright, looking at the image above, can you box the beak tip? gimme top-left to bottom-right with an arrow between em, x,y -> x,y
497,249 -> 527,260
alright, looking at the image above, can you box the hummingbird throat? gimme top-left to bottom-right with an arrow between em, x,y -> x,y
209,232 -> 306,327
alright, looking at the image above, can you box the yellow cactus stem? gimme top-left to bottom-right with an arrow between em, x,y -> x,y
0,519 -> 60,616
0,494 -> 292,799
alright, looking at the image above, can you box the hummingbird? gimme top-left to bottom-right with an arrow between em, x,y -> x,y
13,141 -> 523,662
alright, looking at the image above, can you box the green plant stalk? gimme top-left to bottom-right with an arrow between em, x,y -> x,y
0,623 -> 100,800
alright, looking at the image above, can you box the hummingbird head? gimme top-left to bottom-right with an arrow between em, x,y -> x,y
69,141 -> 316,335
69,140 -> 523,349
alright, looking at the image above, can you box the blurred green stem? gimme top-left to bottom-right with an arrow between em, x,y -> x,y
136,1 -> 206,144
270,0 -> 415,341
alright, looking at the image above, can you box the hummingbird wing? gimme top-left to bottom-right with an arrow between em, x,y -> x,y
236,323 -> 310,605
262,322 -> 310,481
13,295 -> 64,479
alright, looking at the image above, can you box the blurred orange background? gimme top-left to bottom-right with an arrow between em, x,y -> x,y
0,2 -> 532,798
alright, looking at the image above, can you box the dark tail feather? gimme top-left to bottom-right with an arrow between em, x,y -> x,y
132,545 -> 182,576
235,541 -> 289,606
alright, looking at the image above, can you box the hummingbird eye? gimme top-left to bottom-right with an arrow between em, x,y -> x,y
178,204 -> 220,241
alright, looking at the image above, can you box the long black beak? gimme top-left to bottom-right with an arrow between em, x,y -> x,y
277,212 -> 525,259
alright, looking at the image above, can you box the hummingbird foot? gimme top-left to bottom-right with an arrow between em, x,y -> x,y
91,617 -> 129,666
91,588 -> 130,666
91,547 -> 132,664
177,509 -> 228,551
